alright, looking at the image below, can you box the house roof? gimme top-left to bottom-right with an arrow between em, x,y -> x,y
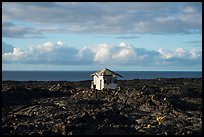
91,68 -> 122,77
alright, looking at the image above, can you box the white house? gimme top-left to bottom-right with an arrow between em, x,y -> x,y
91,68 -> 122,90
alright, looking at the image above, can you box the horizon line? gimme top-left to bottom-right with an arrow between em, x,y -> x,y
2,70 -> 202,72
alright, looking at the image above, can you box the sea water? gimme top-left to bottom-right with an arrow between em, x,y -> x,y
2,71 -> 202,81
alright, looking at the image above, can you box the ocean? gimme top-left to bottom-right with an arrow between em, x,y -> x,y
2,71 -> 202,81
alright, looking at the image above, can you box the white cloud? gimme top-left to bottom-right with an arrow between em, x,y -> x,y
158,48 -> 201,68
78,42 -> 137,65
159,48 -> 186,59
3,41 -> 78,64
3,48 -> 27,62
112,42 -> 136,63
175,48 -> 186,57
119,42 -> 127,47
112,48 -> 133,59
158,49 -> 173,59
189,49 -> 201,59
2,41 -> 202,69
57,41 -> 63,45
92,43 -> 111,63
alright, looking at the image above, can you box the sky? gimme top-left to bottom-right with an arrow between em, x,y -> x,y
2,2 -> 202,71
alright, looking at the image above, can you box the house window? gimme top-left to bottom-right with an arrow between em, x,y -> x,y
104,80 -> 107,84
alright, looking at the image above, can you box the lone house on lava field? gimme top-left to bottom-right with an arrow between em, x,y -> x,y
91,68 -> 123,90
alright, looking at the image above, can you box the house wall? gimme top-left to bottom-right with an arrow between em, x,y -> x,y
104,76 -> 117,89
93,75 -> 117,90
104,83 -> 117,89
104,82 -> 117,89
93,75 -> 104,90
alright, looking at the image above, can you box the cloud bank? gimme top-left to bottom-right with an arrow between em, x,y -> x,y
2,41 -> 202,69
2,2 -> 202,38
2,22 -> 44,38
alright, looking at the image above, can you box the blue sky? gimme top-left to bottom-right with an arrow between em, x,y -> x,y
2,2 -> 202,71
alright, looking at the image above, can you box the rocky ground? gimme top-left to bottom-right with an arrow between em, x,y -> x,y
2,78 -> 202,135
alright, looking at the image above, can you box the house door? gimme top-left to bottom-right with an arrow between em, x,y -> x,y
100,80 -> 102,90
